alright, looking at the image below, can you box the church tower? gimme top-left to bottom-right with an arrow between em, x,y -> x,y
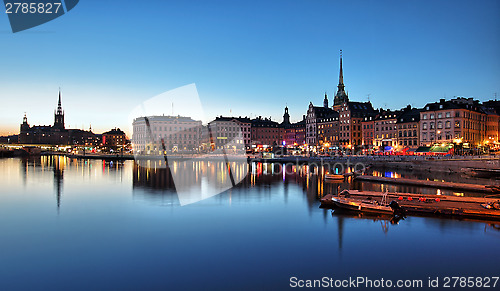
20,113 -> 30,133
283,106 -> 290,125
333,50 -> 349,107
54,90 -> 65,129
323,92 -> 329,108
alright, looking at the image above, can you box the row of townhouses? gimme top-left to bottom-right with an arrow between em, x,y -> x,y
17,54 -> 499,155
130,53 -> 499,154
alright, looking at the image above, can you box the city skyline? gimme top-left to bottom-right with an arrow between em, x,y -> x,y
1,0 -> 499,136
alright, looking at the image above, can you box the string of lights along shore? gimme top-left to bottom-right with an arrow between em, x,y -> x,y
6,51 -> 500,155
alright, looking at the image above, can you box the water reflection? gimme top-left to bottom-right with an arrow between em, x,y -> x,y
20,156 -> 66,211
131,161 -> 354,211
13,157 -> 494,212
1,157 -> 499,290
17,156 -> 128,211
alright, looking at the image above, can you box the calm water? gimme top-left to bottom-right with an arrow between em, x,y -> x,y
0,156 -> 499,290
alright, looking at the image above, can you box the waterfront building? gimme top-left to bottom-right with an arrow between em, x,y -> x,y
317,111 -> 340,149
482,100 -> 500,147
282,107 -> 306,147
0,135 -> 18,144
305,95 -> 336,146
419,98 -> 486,147
68,128 -> 101,147
102,128 -> 127,151
396,106 -> 421,150
294,119 -> 306,146
132,115 -> 202,154
373,109 -> 402,150
251,116 -> 283,147
335,101 -> 376,150
361,116 -> 375,149
207,116 -> 251,150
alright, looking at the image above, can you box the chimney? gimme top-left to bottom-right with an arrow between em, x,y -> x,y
440,98 -> 445,103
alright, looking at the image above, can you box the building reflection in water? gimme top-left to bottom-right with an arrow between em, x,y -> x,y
19,156 -> 126,211
133,158 -> 249,205
20,156 -> 66,211
132,160 -> 352,210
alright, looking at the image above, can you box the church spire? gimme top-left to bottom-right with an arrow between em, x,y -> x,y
339,50 -> 344,88
57,88 -> 63,114
54,89 -> 65,129
334,50 -> 348,107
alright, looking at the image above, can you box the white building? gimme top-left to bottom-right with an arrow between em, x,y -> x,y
208,116 -> 251,150
132,115 -> 202,154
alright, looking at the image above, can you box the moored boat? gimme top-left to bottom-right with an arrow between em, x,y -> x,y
331,196 -> 396,214
325,174 -> 344,180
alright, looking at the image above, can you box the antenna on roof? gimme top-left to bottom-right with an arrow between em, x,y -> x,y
366,94 -> 370,101
171,102 -> 174,115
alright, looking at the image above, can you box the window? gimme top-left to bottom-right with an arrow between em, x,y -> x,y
445,112 -> 451,118
423,122 -> 427,130
430,122 -> 435,129
445,121 -> 451,129
438,113 -> 442,119
423,114 -> 428,120
430,114 -> 435,119
437,121 -> 443,129
455,121 -> 460,128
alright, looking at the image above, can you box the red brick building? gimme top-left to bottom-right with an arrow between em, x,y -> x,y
251,117 -> 283,147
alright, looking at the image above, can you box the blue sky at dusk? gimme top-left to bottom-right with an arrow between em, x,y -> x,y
0,0 -> 499,136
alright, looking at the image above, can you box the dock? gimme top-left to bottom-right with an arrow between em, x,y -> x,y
320,190 -> 500,221
354,175 -> 500,193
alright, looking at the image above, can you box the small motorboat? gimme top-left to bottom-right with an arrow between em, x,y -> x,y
331,197 -> 395,214
330,190 -> 404,215
325,174 -> 344,180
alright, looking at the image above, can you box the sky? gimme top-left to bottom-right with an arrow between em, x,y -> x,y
0,0 -> 499,136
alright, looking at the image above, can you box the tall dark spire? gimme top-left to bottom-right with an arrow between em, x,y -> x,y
323,92 -> 329,108
54,89 -> 65,129
339,50 -> 344,88
334,50 -> 348,107
57,88 -> 63,114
